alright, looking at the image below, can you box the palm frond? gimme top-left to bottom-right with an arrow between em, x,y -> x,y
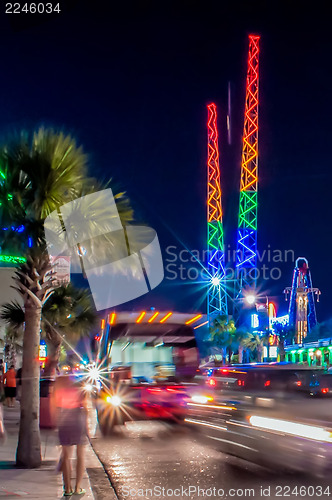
0,301 -> 25,329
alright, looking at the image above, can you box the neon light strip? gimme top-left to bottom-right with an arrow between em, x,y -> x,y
148,312 -> 159,323
109,313 -> 116,325
0,255 -> 26,264
185,314 -> 203,325
136,312 -> 146,323
160,312 -> 172,323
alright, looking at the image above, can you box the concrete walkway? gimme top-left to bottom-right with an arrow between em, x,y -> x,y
0,404 -> 98,499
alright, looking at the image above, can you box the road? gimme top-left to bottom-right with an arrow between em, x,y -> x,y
90,397 -> 332,500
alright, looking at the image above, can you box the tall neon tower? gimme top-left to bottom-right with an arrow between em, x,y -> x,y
207,103 -> 228,322
235,35 -> 260,299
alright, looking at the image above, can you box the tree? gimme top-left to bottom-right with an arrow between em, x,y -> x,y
1,284 -> 98,378
210,315 -> 240,364
0,128 -> 133,467
241,333 -> 264,362
11,249 -> 54,467
273,321 -> 294,361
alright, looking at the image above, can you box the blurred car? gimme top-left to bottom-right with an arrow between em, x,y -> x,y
185,393 -> 332,475
198,363 -> 332,398
96,366 -> 191,435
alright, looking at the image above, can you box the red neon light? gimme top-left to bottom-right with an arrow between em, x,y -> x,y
159,312 -> 172,323
208,378 -> 216,387
207,103 -> 223,223
296,381 -> 302,387
240,35 -> 260,193
148,312 -> 159,323
264,380 -> 271,387
185,314 -> 203,325
321,388 -> 329,394
136,312 -> 146,323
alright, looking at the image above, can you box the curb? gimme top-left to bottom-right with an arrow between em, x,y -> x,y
86,440 -> 118,500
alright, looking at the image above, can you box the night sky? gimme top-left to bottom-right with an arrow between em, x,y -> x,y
1,1 -> 331,320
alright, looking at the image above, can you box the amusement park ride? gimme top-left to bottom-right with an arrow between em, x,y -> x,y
206,36 -> 320,346
284,258 -> 321,344
207,35 -> 260,324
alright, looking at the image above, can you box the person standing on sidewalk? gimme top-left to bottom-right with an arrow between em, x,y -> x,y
3,365 -> 16,408
54,372 -> 89,496
0,360 -> 5,440
0,359 -> 4,402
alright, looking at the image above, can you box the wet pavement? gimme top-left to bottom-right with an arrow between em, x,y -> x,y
91,412 -> 332,500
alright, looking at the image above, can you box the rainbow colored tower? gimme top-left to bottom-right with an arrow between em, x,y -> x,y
236,35 -> 260,297
207,103 -> 228,321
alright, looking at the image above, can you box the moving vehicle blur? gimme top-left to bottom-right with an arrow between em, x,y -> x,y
198,362 -> 332,398
185,389 -> 332,475
96,365 -> 191,435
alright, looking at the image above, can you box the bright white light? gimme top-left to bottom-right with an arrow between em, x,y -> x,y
84,383 -> 93,392
191,395 -> 212,404
87,366 -> 101,382
211,276 -> 220,287
249,415 -> 332,442
245,294 -> 256,305
106,395 -> 122,407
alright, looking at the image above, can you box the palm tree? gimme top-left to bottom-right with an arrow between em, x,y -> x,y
210,315 -> 240,364
241,333 -> 264,362
0,128 -> 133,467
10,249 -> 54,467
1,284 -> 98,378
273,321 -> 294,361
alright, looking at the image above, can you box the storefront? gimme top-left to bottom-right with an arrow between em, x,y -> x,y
285,340 -> 332,368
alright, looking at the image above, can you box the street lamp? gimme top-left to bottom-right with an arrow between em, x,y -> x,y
245,294 -> 256,305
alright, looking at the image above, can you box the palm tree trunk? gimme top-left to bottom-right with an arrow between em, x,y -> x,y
257,344 -> 263,363
16,304 -> 42,468
238,345 -> 243,364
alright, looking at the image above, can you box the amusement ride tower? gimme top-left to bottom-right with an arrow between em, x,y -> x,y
207,103 -> 228,324
235,35 -> 260,303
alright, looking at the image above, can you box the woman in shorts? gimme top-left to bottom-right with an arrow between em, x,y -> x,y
54,372 -> 89,496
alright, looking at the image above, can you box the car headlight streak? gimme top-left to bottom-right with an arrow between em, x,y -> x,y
249,415 -> 332,443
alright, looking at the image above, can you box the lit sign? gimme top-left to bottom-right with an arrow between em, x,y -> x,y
263,346 -> 278,359
270,315 -> 289,331
39,341 -> 47,360
251,314 -> 259,328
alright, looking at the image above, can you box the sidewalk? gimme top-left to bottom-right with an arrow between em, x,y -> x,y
0,404 -> 97,499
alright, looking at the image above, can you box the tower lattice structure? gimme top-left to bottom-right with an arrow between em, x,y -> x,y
235,35 -> 260,300
207,103 -> 228,322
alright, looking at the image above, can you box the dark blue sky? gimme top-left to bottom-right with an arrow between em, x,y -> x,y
1,1 -> 331,320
